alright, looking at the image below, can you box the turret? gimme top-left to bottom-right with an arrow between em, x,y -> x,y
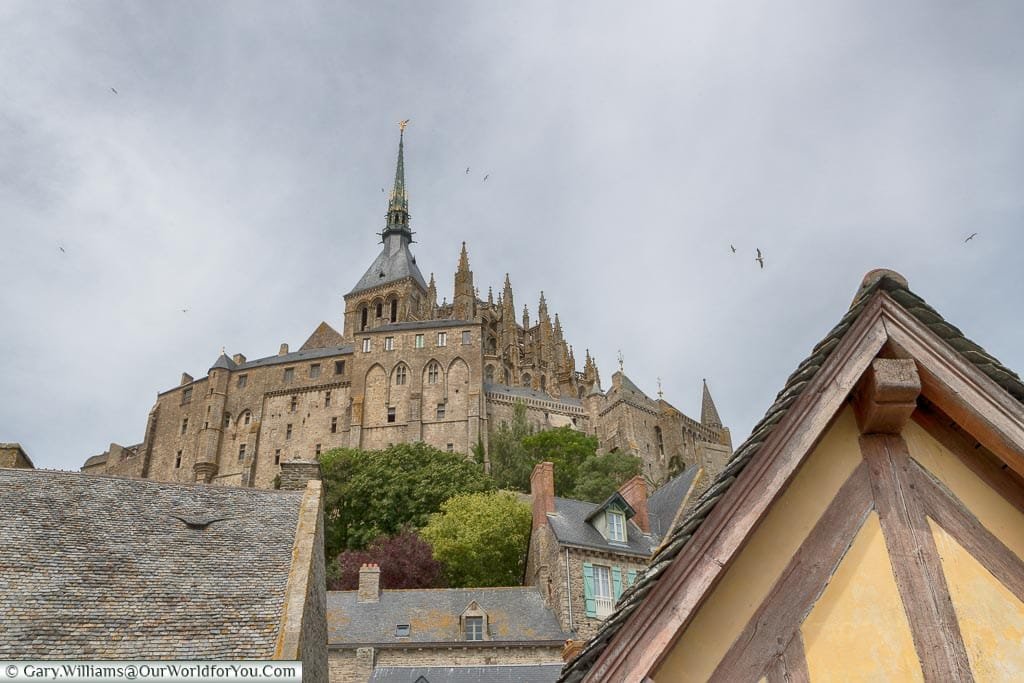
453,242 -> 476,320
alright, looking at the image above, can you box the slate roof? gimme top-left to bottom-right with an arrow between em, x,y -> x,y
210,353 -> 237,371
560,270 -> 1024,681
349,234 -> 429,296
327,587 -> 568,646
547,497 -> 656,557
369,664 -> 563,683
647,466 -> 700,539
0,468 -> 305,659
485,383 -> 584,408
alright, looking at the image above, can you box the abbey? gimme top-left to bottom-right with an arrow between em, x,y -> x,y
81,129 -> 732,488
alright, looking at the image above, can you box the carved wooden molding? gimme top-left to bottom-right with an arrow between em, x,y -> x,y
853,358 -> 921,434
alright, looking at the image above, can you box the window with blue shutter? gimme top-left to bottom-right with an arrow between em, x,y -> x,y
627,569 -> 638,587
612,567 -> 623,600
582,562 -> 597,618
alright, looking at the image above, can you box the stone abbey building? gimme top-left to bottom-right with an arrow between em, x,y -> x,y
82,129 -> 732,489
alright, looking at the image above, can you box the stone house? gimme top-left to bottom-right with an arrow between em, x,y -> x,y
79,127 -> 730,491
563,269 -> 1024,682
0,467 -> 327,681
525,461 -> 700,640
328,564 -> 569,682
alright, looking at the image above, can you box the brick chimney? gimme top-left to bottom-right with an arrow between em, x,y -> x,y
618,475 -> 650,533
530,461 -> 556,530
358,563 -> 381,603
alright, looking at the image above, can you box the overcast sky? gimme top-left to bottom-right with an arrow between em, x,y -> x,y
2,1 -> 1022,471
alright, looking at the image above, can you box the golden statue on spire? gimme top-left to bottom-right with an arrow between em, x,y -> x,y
398,119 -> 410,132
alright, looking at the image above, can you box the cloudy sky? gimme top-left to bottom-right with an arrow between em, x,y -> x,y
2,1 -> 1022,471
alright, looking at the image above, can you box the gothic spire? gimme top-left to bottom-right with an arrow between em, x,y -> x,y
701,379 -> 723,428
383,122 -> 411,239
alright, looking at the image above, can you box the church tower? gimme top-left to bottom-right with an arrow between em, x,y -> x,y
343,123 -> 429,337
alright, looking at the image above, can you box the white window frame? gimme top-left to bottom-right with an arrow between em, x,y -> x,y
437,331 -> 447,347
607,510 -> 627,543
414,334 -> 424,349
593,565 -> 614,617
362,338 -> 371,353
427,363 -> 440,384
464,616 -> 484,641
384,336 -> 395,351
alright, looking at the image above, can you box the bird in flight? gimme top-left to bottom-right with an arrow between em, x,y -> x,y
730,244 -> 736,253
381,187 -> 385,193
58,245 -> 66,254
483,174 -> 490,182
181,308 -> 189,314
465,167 -> 470,174
755,248 -> 765,269
110,87 -> 118,95
964,232 -> 978,242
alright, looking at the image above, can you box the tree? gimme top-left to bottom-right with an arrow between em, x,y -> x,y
421,491 -> 532,587
487,401 -> 533,491
320,442 -> 496,559
329,529 -> 444,590
521,426 -> 599,496
570,450 -> 642,502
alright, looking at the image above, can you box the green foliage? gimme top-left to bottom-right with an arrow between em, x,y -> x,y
421,491 -> 532,587
487,401 -> 533,491
320,442 -> 495,559
522,426 -> 600,497
571,450 -> 642,503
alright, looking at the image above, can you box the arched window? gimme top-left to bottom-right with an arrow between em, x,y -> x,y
540,375 -> 547,391
360,306 -> 369,331
395,365 -> 408,385
484,365 -> 494,383
522,373 -> 532,387
427,362 -> 440,384
390,299 -> 398,323
376,302 -> 383,318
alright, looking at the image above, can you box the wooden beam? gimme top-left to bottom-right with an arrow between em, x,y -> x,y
910,459 -> 1024,604
853,357 -> 921,434
780,631 -> 811,683
708,463 -> 873,682
585,299 -> 890,682
860,434 -> 973,682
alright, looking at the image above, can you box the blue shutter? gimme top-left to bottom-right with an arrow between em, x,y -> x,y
582,562 -> 596,617
627,569 -> 637,587
612,567 -> 623,600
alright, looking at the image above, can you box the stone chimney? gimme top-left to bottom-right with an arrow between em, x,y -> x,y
618,475 -> 650,533
279,460 -> 322,491
279,343 -> 289,356
180,372 -> 193,386
530,461 -> 556,530
358,563 -> 381,603
233,353 -> 246,365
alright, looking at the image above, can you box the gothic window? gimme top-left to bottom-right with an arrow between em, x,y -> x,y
485,365 -> 494,384
376,302 -> 383,318
395,365 -> 408,385
360,306 -> 369,331
487,336 -> 497,354
427,362 -> 440,384
390,299 -> 398,322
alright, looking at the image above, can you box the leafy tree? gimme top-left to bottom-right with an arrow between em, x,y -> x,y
421,491 -> 532,587
329,529 -> 445,591
320,442 -> 495,558
570,450 -> 642,503
521,426 -> 599,496
487,401 -> 533,491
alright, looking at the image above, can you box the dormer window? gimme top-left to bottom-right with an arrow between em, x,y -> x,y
460,600 -> 488,641
465,616 -> 483,641
607,510 -> 627,543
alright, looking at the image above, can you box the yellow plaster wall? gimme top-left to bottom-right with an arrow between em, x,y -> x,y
903,420 -> 1024,560
930,520 -> 1024,681
801,511 -> 923,682
653,408 -> 863,682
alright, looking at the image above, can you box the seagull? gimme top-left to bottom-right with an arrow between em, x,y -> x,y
755,248 -> 765,269
483,174 -> 489,182
465,167 -> 470,174
181,308 -> 189,314
110,87 -> 118,95
381,187 -> 385,193
730,244 -> 736,253
964,232 -> 978,242
58,245 -> 66,254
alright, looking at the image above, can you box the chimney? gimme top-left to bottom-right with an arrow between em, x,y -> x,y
279,343 -> 289,356
358,563 -> 381,603
530,461 -> 556,530
180,372 -> 193,386
233,353 -> 246,365
279,460 -> 322,490
618,475 -> 650,533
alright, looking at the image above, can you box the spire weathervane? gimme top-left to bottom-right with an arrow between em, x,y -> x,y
617,350 -> 624,373
384,121 -> 411,239
657,377 -> 663,399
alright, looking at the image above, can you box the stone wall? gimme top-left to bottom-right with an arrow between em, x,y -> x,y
328,645 -> 563,683
0,444 -> 33,469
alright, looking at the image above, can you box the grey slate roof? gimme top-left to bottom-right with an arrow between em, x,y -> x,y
210,353 -> 237,371
485,383 -> 584,408
547,497 -> 656,557
327,587 -> 568,646
0,468 -> 305,659
647,466 -> 700,539
369,664 -> 562,683
560,270 -> 1024,681
349,234 -> 429,296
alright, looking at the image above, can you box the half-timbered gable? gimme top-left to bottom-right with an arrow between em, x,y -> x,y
562,269 -> 1024,682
